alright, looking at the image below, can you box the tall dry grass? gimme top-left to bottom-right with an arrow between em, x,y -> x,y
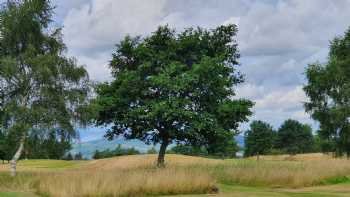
34,155 -> 217,197
212,158 -> 350,188
0,172 -> 38,192
36,167 -> 214,197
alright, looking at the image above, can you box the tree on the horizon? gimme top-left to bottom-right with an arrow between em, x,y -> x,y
244,120 -> 275,160
93,150 -> 102,159
92,145 -> 140,159
94,25 -> 253,166
64,153 -> 74,161
276,119 -> 314,155
304,28 -> 350,157
0,0 -> 90,176
74,152 -> 83,160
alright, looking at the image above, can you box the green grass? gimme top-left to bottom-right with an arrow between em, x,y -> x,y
167,183 -> 350,197
320,176 -> 350,185
16,160 -> 87,170
0,192 -> 38,197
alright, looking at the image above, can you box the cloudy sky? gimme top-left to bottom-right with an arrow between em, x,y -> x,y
6,0 -> 350,141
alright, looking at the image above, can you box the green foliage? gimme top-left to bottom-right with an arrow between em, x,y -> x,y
0,127 -> 18,161
0,0 -> 90,160
276,119 -> 314,155
64,153 -> 73,161
73,152 -> 83,160
94,24 -> 253,165
168,144 -> 208,156
25,129 -> 72,160
304,28 -> 350,157
244,120 -> 276,157
147,147 -> 157,154
92,145 -> 140,159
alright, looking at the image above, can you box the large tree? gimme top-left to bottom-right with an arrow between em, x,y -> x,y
304,28 -> 350,157
95,25 -> 253,166
276,119 -> 314,155
0,0 -> 90,176
244,120 -> 275,159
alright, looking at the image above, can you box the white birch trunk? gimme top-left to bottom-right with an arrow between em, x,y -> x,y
10,134 -> 25,177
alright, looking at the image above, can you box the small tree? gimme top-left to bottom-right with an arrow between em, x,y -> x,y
276,119 -> 314,155
74,152 -> 83,160
0,1 -> 90,176
64,153 -> 73,161
93,150 -> 101,159
95,25 -> 253,166
244,120 -> 275,160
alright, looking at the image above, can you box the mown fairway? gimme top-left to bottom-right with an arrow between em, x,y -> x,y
0,154 -> 350,197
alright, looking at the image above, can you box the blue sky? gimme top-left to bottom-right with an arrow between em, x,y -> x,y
3,0 -> 350,141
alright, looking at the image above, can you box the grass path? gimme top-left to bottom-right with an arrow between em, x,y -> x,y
0,192 -> 38,197
165,183 -> 350,197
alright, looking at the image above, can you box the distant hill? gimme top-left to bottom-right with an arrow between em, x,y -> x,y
70,138 -> 158,159
71,135 -> 245,159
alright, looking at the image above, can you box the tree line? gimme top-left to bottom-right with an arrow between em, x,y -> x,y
0,128 -> 71,163
244,119 -> 319,159
92,145 -> 140,159
1,0 -> 350,176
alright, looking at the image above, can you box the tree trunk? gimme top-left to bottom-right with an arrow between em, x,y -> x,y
257,153 -> 260,161
10,134 -> 26,177
157,141 -> 168,167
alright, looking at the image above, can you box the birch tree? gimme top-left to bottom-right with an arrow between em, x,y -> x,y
0,0 -> 90,176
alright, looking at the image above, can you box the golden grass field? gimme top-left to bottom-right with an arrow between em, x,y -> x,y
0,153 -> 350,197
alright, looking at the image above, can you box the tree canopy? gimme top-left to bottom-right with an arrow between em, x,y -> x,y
95,25 -> 253,166
0,0 -> 90,175
92,145 -> 140,160
244,120 -> 275,159
276,119 -> 314,155
304,28 -> 350,157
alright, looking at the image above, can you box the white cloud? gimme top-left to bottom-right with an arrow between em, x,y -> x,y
77,52 -> 112,82
255,86 -> 307,111
222,17 -> 240,26
237,84 -> 314,128
63,0 -> 167,55
61,0 -> 169,81
56,0 -> 350,133
238,0 -> 350,57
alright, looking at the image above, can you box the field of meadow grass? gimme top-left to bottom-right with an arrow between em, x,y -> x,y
0,154 -> 350,197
